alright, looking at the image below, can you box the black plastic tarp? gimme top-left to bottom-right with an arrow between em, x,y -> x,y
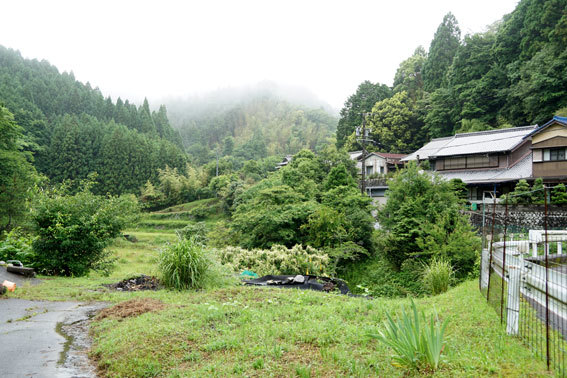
244,275 -> 351,295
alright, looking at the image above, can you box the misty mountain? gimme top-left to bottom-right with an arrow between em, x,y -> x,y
159,81 -> 336,127
161,83 -> 338,166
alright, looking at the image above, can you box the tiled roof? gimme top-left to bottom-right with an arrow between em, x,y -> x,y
437,154 -> 532,184
377,152 -> 406,160
402,126 -> 537,161
349,151 -> 406,161
401,137 -> 453,161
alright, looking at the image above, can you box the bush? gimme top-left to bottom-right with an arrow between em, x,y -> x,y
32,185 -> 139,276
339,255 -> 426,298
176,222 -> 208,244
0,228 -> 36,266
217,244 -> 332,276
158,237 -> 211,290
422,258 -> 454,295
368,300 -> 448,371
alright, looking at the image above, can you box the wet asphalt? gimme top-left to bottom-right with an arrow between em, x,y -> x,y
0,267 -> 106,377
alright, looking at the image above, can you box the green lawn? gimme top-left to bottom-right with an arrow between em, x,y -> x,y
8,208 -> 552,377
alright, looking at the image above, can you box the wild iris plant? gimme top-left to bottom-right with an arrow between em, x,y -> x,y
368,300 -> 448,371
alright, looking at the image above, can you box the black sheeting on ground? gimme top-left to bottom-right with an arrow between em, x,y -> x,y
244,275 -> 351,295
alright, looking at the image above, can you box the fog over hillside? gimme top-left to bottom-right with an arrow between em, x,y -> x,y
156,81 -> 337,128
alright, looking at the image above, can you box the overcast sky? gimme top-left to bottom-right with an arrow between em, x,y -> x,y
1,0 -> 519,110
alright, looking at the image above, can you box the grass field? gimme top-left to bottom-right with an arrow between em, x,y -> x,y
8,202 -> 552,377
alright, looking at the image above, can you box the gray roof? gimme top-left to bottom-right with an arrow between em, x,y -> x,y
401,137 -> 453,161
437,154 -> 532,184
402,126 -> 537,161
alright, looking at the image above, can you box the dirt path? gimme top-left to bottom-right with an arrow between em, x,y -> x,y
0,299 -> 107,377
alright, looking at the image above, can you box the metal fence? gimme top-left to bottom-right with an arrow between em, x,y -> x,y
479,187 -> 567,376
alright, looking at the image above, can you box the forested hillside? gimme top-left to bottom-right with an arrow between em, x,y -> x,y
0,46 -> 187,194
163,87 -> 338,166
337,0 -> 567,152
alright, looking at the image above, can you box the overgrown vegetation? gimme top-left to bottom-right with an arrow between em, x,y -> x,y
217,244 -> 331,277
31,181 -> 139,276
377,162 -> 480,278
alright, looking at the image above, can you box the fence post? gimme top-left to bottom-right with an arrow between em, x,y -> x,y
506,263 -> 521,335
481,248 -> 490,290
500,194 -> 509,324
487,190 -> 498,302
544,186 -> 550,371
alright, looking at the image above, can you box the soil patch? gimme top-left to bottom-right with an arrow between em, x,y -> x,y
95,298 -> 166,320
104,274 -> 161,291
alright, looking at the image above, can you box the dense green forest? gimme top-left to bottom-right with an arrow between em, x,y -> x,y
337,0 -> 567,152
0,46 -> 186,195
163,90 -> 338,166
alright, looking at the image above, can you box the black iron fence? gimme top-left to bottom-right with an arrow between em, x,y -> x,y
479,187 -> 567,376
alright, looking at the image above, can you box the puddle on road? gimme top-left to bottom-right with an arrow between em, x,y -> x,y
55,321 -> 74,366
54,305 -> 106,378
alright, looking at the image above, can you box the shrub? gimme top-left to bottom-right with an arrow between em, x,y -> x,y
368,300 -> 448,371
176,222 -> 208,244
422,258 -> 454,295
217,244 -> 332,276
32,185 -> 139,276
0,228 -> 36,266
339,255 -> 426,298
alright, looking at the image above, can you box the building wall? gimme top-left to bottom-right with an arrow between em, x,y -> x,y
531,122 -> 567,178
532,124 -> 567,144
356,155 -> 388,175
533,161 -> 567,177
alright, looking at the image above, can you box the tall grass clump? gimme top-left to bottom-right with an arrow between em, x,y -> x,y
422,257 -> 454,295
158,237 -> 211,290
369,300 -> 448,371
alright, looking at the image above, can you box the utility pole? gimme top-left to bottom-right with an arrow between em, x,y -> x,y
356,112 -> 375,196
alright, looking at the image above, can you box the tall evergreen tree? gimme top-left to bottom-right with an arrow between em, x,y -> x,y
422,13 -> 461,92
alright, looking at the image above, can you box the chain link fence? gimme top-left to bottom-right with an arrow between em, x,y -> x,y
478,187 -> 567,376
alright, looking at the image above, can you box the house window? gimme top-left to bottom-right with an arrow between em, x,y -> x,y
380,166 -> 384,174
444,157 -> 466,169
366,166 -> 373,175
441,154 -> 496,170
543,148 -> 567,161
466,155 -> 491,168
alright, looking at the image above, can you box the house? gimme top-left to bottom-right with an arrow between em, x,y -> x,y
349,151 -> 406,204
275,155 -> 293,170
349,151 -> 405,176
527,116 -> 567,182
402,126 -> 538,201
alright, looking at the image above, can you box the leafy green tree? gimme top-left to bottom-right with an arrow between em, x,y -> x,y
393,46 -> 427,102
377,161 -> 478,274
368,91 -> 426,153
0,106 -> 37,230
31,182 -> 139,276
322,164 -> 356,191
449,178 -> 468,201
336,81 -> 392,148
423,12 -> 461,91
424,87 -> 459,138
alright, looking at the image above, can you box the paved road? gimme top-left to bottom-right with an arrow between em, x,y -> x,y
0,299 -> 106,377
0,265 -> 42,288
